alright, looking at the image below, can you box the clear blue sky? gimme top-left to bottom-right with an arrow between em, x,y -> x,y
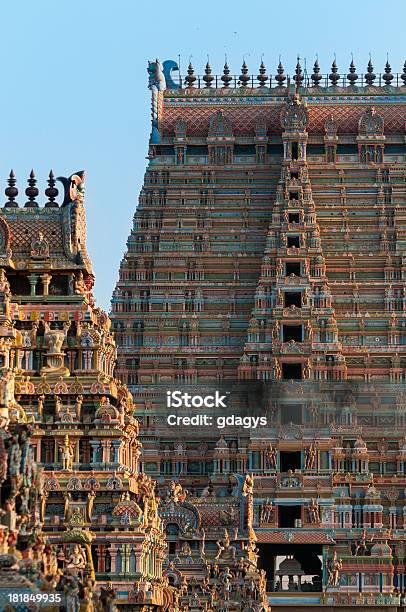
1,0 -> 405,310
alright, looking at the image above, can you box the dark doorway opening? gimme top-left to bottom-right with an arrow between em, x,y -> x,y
278,505 -> 302,528
285,262 -> 301,276
284,292 -> 301,307
287,235 -> 300,248
283,325 -> 303,342
257,544 -> 323,593
288,212 -> 300,224
281,404 -> 302,425
282,363 -> 302,380
280,451 -> 301,472
291,142 -> 299,160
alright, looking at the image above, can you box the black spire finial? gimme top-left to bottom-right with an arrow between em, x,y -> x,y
239,60 -> 250,87
203,61 -> 214,88
294,57 -> 304,90
184,62 -> 196,88
4,170 -> 18,208
257,60 -> 268,87
365,58 -> 376,86
401,61 -> 406,86
24,169 -> 39,208
347,58 -> 358,86
311,58 -> 322,87
45,170 -> 59,208
329,58 -> 339,86
275,60 -> 286,87
383,58 -> 393,86
221,60 -> 232,88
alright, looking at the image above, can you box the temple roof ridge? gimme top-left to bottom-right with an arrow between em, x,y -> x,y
148,57 -> 406,91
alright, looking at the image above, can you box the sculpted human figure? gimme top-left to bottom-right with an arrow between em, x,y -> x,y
260,499 -> 274,524
220,567 -> 233,601
327,551 -> 342,587
60,434 -> 74,471
305,443 -> 317,470
86,490 -> 96,522
307,499 -> 320,524
354,528 -> 372,556
265,444 -> 277,469
215,530 -> 236,562
66,543 -> 87,575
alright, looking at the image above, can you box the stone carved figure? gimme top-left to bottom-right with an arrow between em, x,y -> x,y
220,567 -> 233,601
305,443 -> 317,470
86,490 -> 96,522
66,543 -> 87,575
354,528 -> 372,556
31,231 -> 50,257
60,434 -> 74,471
265,444 -> 277,469
327,551 -> 342,587
260,499 -> 274,524
307,499 -> 320,524
215,529 -> 236,562
165,480 -> 187,503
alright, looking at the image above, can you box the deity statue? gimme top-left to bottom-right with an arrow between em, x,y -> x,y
265,444 -> 277,469
304,443 -> 317,470
260,499 -> 274,524
327,551 -> 342,587
354,528 -> 372,556
74,271 -> 86,295
66,543 -> 87,576
60,434 -> 74,471
165,480 -> 187,503
215,529 -> 237,562
44,324 -> 65,354
42,544 -> 60,584
86,490 -> 96,522
307,499 -> 320,524
220,567 -> 233,601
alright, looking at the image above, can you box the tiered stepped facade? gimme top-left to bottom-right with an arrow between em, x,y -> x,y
112,58 -> 406,609
0,172 -> 172,611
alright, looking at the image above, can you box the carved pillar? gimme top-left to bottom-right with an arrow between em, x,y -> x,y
27,274 -> 38,296
109,545 -> 118,573
96,544 -> 106,572
40,274 -> 52,296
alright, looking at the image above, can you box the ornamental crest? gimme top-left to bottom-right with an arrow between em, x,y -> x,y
324,114 -> 338,137
280,95 -> 308,131
208,111 -> 233,138
358,107 -> 384,135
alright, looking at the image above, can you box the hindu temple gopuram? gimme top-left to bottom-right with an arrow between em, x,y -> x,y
111,57 -> 406,610
0,171 -> 183,611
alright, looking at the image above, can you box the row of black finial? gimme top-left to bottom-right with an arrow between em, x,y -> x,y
183,58 -> 406,87
4,170 -> 59,208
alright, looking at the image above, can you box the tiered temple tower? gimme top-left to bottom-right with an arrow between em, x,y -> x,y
112,57 -> 406,610
239,93 -> 345,384
0,171 -> 171,611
